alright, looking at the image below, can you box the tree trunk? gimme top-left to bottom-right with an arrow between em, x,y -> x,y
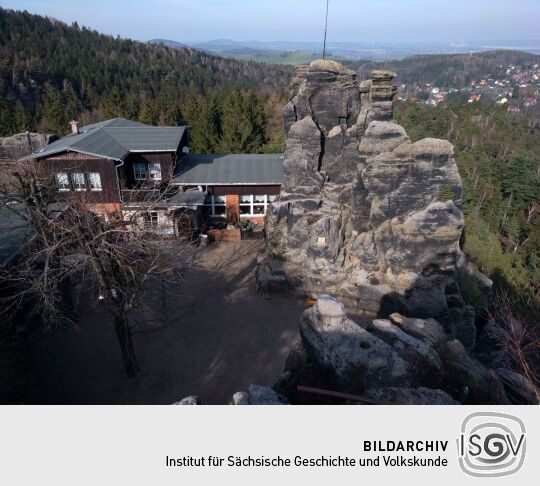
114,312 -> 140,377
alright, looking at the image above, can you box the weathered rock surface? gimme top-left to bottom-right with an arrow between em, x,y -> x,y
233,385 -> 287,405
258,60 -> 475,326
439,340 -> 509,404
0,132 -> 57,163
172,396 -> 202,405
368,319 -> 443,387
300,295 -> 410,392
388,313 -> 447,349
281,296 -> 516,405
475,321 -> 512,368
365,387 -> 460,405
496,368 -> 539,405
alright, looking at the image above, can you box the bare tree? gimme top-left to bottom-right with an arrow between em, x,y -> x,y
1,165 -> 193,377
486,291 -> 540,403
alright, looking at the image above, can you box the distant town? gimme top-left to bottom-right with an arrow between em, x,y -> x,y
397,62 -> 540,111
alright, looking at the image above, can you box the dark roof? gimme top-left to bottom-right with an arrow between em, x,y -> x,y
172,154 -> 284,185
0,202 -> 34,269
0,202 -> 67,269
22,118 -> 187,162
168,190 -> 207,207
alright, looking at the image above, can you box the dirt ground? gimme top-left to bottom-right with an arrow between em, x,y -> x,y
25,241 -> 305,404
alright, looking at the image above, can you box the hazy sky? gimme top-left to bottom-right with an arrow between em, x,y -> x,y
1,0 -> 538,43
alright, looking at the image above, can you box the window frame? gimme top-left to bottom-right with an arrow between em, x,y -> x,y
239,194 -> 276,217
204,194 -> 227,217
143,211 -> 159,229
133,162 -> 148,181
147,162 -> 162,181
55,172 -> 71,191
88,172 -> 102,192
133,162 -> 162,182
71,172 -> 87,191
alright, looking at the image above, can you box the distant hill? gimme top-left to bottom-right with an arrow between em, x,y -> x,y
0,8 -> 293,136
345,50 -> 540,87
154,38 -> 540,63
147,38 -> 189,49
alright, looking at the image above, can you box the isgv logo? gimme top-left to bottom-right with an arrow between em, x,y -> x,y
457,412 -> 526,477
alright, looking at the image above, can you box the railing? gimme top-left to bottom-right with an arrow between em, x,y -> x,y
121,189 -> 163,203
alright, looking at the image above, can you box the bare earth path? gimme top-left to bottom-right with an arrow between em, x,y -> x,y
26,241 -> 305,404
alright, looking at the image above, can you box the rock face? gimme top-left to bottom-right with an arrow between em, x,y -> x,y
257,60 -> 472,324
172,396 -> 202,405
0,132 -> 56,163
232,385 -> 287,405
300,296 -> 410,392
365,387 -> 459,405
285,295 -> 512,405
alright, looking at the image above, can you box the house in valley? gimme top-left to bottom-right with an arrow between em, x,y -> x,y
20,118 -> 284,236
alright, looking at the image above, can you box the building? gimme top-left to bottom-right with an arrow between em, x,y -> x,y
172,153 -> 283,226
20,118 -> 284,235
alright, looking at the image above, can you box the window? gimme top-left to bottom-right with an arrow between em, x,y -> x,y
143,211 -> 159,228
55,172 -> 70,191
204,194 -> 226,217
71,173 -> 86,191
239,195 -> 276,217
133,162 -> 147,181
133,162 -> 162,182
88,172 -> 102,191
148,162 -> 162,181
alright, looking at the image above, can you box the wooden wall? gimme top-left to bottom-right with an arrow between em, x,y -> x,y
40,151 -> 121,204
121,152 -> 176,189
210,185 -> 280,196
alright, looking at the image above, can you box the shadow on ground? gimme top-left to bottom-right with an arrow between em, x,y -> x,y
25,241 -> 305,404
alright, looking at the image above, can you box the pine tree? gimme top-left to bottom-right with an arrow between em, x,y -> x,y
138,99 -> 158,125
102,86 -> 125,119
13,100 -> 29,132
63,84 -> 82,122
190,96 -> 221,153
219,90 -> 266,153
38,82 -> 65,133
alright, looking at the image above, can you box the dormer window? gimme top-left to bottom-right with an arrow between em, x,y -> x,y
133,162 -> 162,182
133,162 -> 147,181
148,162 -> 162,181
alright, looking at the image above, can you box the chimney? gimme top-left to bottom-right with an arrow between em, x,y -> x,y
69,120 -> 79,135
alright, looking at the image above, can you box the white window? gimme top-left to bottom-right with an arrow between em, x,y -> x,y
55,172 -> 70,191
204,194 -> 226,217
239,195 -> 276,217
133,162 -> 162,182
148,162 -> 162,181
133,162 -> 147,181
71,172 -> 86,191
88,172 -> 102,191
143,211 -> 159,228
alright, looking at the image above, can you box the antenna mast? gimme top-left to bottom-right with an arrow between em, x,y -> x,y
323,0 -> 329,59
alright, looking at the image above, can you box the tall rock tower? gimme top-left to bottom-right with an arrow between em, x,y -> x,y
258,60 -> 473,324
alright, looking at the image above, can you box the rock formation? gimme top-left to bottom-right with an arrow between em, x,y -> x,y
284,295 -> 536,405
257,60 -> 477,334
227,296 -> 537,405
0,132 -> 56,163
232,385 -> 287,405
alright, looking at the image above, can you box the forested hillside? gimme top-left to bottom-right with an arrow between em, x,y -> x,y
395,101 -> 539,317
0,8 -> 292,151
347,51 -> 540,88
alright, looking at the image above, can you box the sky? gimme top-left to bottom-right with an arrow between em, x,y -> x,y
0,0 -> 539,43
